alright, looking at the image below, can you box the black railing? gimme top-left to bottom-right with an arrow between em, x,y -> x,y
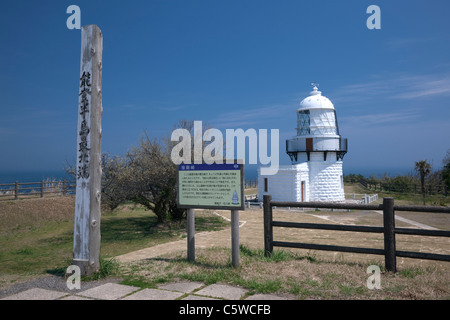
286,137 -> 348,153
263,195 -> 450,273
286,137 -> 348,162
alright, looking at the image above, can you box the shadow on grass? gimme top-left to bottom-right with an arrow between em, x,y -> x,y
100,214 -> 227,243
138,245 -> 316,270
100,215 -> 161,242
45,257 -> 121,282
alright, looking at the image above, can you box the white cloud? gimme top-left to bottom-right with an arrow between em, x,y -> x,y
333,73 -> 450,104
385,37 -> 433,50
339,109 -> 420,126
210,103 -> 294,128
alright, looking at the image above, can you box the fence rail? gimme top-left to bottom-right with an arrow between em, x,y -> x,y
358,178 -> 448,196
245,179 -> 257,189
0,180 -> 76,200
263,195 -> 450,273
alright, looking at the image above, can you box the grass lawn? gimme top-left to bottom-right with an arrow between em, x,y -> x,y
116,245 -> 450,300
0,196 -> 228,287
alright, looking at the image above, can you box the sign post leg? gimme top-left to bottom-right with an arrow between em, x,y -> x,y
231,210 -> 240,267
187,208 -> 195,262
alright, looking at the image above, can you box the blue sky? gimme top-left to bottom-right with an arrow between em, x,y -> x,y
0,0 -> 449,178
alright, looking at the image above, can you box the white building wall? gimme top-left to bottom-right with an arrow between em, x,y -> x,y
308,153 -> 344,202
258,165 -> 309,202
257,158 -> 344,203
313,137 -> 341,150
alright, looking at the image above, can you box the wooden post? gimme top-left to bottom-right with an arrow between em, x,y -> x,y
14,181 -> 18,200
231,210 -> 240,267
187,208 -> 195,262
263,195 -> 273,257
40,180 -> 44,198
73,25 -> 103,276
383,197 -> 396,273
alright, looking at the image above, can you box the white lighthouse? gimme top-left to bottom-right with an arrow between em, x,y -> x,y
258,84 -> 348,202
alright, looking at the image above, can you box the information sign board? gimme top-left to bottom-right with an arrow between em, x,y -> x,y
177,163 -> 244,210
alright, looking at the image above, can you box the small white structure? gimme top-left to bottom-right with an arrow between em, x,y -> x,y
258,84 -> 348,202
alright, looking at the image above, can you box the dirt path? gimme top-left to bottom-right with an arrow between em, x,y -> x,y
115,210 -> 257,262
115,208 -> 450,271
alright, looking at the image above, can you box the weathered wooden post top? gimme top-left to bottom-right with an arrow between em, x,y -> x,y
72,24 -> 103,276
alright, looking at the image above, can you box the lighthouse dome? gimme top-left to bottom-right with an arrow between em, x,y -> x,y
298,85 -> 334,111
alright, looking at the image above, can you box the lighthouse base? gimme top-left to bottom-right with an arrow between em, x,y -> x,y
258,161 -> 345,203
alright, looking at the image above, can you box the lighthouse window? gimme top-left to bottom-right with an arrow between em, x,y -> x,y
334,110 -> 340,135
297,110 -> 310,135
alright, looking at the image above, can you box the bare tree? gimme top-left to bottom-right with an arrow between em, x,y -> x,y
126,132 -> 183,222
101,153 -> 134,211
69,120 -> 221,221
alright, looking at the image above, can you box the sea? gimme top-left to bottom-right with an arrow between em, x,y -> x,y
0,165 -> 412,185
0,170 -> 73,185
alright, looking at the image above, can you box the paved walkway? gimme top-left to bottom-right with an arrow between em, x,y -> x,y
1,280 -> 290,300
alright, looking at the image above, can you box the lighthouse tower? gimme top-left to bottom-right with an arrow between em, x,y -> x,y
258,84 -> 347,202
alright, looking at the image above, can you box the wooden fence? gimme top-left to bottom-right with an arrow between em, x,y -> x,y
1,178 -> 255,200
245,179 -> 257,189
0,180 -> 76,200
263,195 -> 450,272
359,178 -> 448,196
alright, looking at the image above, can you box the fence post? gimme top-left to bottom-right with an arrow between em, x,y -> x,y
231,210 -> 240,268
383,197 -> 396,273
187,208 -> 195,262
263,195 -> 273,257
40,180 -> 44,198
15,181 -> 18,200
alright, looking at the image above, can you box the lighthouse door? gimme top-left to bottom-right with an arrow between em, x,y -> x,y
306,138 -> 313,151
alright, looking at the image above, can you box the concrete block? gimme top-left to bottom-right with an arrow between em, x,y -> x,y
60,295 -> 92,300
1,288 -> 67,300
158,281 -> 204,293
77,283 -> 139,300
194,284 -> 247,300
182,295 -> 219,300
122,288 -> 184,300
245,294 -> 291,300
